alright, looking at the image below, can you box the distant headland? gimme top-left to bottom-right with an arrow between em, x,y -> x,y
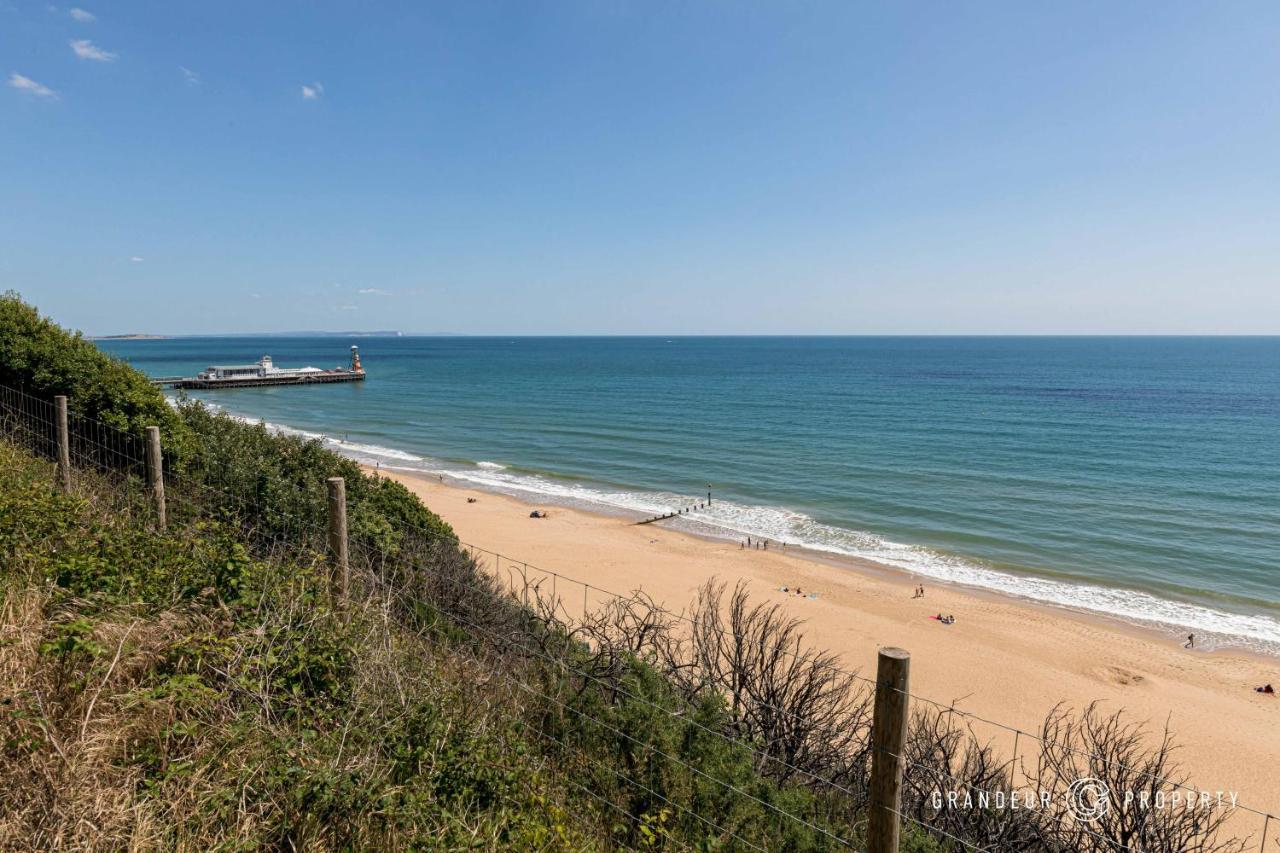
92,330 -> 406,339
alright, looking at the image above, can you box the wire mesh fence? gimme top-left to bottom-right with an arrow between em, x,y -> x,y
1,381 -> 1276,853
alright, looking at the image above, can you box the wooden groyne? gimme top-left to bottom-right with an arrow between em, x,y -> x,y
636,494 -> 712,525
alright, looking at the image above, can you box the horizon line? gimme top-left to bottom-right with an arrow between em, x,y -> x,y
90,331 -> 1280,339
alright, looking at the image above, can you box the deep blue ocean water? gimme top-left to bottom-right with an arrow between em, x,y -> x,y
98,336 -> 1280,654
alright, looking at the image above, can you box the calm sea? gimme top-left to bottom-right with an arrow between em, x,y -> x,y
98,336 -> 1280,655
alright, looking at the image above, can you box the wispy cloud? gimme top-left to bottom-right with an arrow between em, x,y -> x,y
68,7 -> 94,21
130,256 -> 144,263
8,72 -> 58,99
179,66 -> 200,85
338,304 -> 358,311
357,287 -> 391,296
70,38 -> 115,61
301,81 -> 324,100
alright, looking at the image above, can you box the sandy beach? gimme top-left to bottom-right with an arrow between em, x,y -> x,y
376,467 -> 1280,819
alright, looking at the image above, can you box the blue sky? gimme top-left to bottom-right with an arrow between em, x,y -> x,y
3,2 -> 1279,335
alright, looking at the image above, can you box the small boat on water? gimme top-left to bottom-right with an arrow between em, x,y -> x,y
157,346 -> 366,390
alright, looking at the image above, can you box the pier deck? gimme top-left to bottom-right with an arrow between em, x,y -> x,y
154,372 -> 365,390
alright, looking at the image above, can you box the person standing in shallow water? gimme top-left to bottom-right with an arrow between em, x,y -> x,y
1185,633 -> 1195,648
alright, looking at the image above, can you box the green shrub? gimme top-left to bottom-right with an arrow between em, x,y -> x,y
0,446 -> 263,613
0,291 -> 191,459
175,400 -> 455,553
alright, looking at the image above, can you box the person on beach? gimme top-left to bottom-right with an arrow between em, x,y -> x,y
1255,684 -> 1275,695
1185,634 -> 1195,649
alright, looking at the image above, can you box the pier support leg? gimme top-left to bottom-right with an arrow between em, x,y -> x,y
55,395 -> 71,493
145,426 -> 166,531
327,477 -> 349,603
869,647 -> 911,853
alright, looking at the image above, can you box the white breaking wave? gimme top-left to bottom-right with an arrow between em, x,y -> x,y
222,413 -> 425,463
204,407 -> 1280,657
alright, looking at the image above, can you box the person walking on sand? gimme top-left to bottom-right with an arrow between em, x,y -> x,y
1185,633 -> 1195,649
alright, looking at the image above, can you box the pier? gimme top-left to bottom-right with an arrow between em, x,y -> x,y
155,372 -> 365,390
151,347 -> 366,390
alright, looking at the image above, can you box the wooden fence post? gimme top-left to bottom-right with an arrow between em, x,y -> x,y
326,476 -> 349,601
868,646 -> 911,853
145,426 -> 167,530
54,395 -> 71,493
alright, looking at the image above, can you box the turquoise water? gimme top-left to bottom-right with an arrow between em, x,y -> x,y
98,336 -> 1280,654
